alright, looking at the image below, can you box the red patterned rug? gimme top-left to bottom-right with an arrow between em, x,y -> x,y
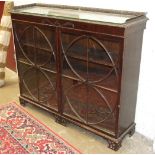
0,102 -> 81,154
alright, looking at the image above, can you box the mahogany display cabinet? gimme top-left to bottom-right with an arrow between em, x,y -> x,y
11,4 -> 148,151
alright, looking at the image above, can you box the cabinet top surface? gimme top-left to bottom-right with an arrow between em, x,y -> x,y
11,3 -> 147,25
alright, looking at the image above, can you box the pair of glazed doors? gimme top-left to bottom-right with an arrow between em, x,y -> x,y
13,20 -> 122,134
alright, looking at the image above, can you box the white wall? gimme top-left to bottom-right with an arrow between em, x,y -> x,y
13,0 -> 155,141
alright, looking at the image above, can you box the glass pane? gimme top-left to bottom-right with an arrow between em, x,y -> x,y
13,22 -> 56,71
62,76 -> 117,133
62,77 -> 87,122
62,58 -> 87,80
61,31 -> 119,133
34,26 -> 56,71
17,61 -> 32,77
18,62 -> 58,110
13,22 -> 35,63
61,32 -> 119,90
88,38 -> 118,66
62,33 -> 87,80
87,87 -> 117,132
62,33 -> 87,58
87,38 -> 119,91
14,5 -> 138,24
19,63 -> 38,101
87,64 -> 118,91
37,70 -> 57,111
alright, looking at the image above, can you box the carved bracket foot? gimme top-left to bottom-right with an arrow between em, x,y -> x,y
55,115 -> 67,126
128,126 -> 135,137
19,98 -> 26,107
107,140 -> 122,151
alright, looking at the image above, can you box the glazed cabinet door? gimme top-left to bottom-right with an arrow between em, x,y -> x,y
60,29 -> 121,134
13,21 -> 58,111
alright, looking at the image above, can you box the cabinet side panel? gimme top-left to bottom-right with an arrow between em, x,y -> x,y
118,29 -> 145,135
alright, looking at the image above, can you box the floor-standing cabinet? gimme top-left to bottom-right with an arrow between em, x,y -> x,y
11,4 -> 147,150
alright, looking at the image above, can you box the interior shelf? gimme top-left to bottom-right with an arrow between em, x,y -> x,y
66,52 -> 117,67
17,59 -> 57,74
22,42 -> 52,53
62,68 -> 118,93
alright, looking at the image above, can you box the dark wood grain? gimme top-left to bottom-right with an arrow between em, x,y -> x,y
11,3 -> 147,151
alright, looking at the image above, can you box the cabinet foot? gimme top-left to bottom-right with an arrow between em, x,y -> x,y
19,98 -> 26,107
128,126 -> 135,137
55,115 -> 67,126
107,140 -> 122,151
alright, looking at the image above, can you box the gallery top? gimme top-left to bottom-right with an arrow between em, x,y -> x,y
11,3 -> 147,26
